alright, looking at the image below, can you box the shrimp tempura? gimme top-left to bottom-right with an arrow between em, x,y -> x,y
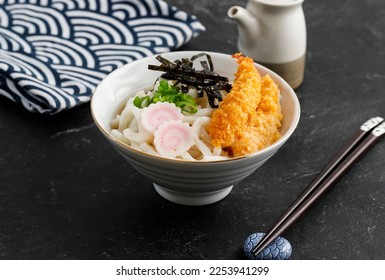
206,53 -> 261,149
207,53 -> 282,156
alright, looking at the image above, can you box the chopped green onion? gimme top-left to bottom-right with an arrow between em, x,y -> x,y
177,101 -> 198,114
133,96 -> 151,108
133,80 -> 198,114
133,96 -> 142,108
140,96 -> 151,107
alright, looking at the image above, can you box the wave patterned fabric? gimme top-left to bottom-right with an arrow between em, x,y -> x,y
0,0 -> 205,114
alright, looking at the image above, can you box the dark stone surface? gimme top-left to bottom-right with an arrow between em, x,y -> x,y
1,0 -> 385,260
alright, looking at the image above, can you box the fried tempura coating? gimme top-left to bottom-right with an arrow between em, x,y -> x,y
206,54 -> 261,148
207,53 -> 282,156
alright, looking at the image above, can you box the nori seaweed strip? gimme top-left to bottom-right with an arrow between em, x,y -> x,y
181,85 -> 189,93
148,65 -> 228,82
200,61 -> 216,76
180,58 -> 193,70
205,87 -> 219,108
155,55 -> 177,68
208,85 -> 224,108
197,87 -> 204,98
191,53 -> 214,71
148,53 -> 232,108
218,83 -> 232,92
160,72 -> 218,87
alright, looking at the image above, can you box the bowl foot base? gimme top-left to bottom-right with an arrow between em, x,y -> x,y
153,184 -> 233,206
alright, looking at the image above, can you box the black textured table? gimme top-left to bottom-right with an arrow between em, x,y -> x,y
1,0 -> 385,260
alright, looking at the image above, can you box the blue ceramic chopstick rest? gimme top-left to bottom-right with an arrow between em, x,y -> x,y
244,232 -> 292,260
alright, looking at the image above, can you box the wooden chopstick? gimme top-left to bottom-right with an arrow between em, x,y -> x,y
252,117 -> 385,257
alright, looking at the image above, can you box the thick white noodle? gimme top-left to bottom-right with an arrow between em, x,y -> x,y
127,103 -> 145,132
118,104 -> 134,130
130,141 -> 140,149
140,142 -> 158,155
199,125 -> 212,144
213,146 -> 222,157
195,107 -> 215,117
112,88 -> 230,161
110,117 -> 120,129
183,108 -> 214,124
202,155 -> 229,161
111,129 -> 130,145
191,116 -> 213,157
129,117 -> 138,131
134,90 -> 146,98
123,128 -> 152,143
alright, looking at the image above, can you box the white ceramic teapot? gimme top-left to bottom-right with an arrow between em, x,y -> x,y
228,0 -> 306,89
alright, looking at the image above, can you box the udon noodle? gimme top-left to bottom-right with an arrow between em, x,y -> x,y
110,81 -> 228,160
110,53 -> 283,161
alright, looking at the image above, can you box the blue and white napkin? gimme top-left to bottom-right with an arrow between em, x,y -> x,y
0,0 -> 205,114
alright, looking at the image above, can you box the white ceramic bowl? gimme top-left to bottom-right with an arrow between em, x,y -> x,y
91,51 -> 300,206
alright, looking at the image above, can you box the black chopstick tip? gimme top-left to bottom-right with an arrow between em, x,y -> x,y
243,232 -> 292,260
